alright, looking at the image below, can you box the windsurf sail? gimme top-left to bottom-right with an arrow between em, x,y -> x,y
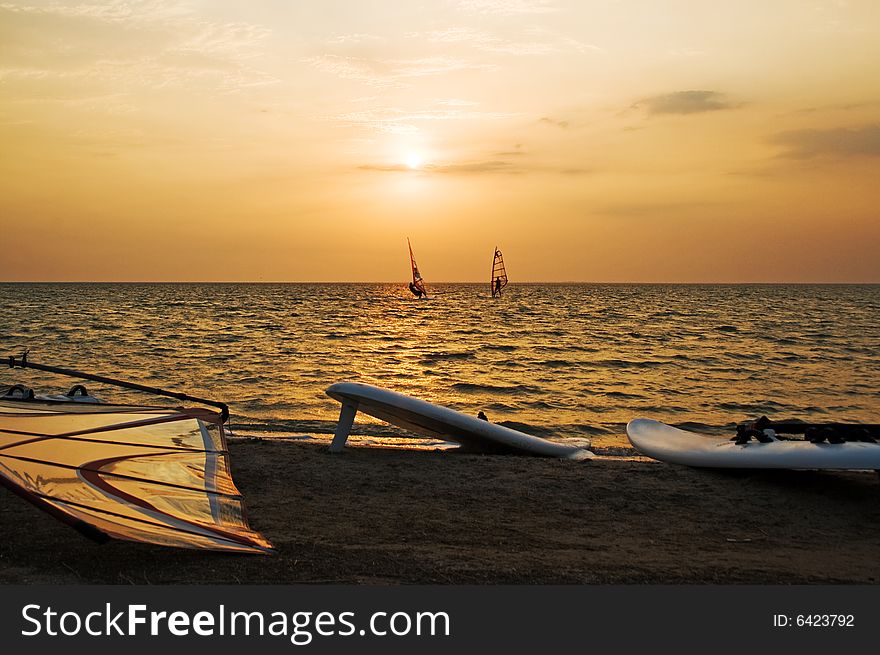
491,247 -> 508,297
0,398 -> 273,553
407,237 -> 428,298
0,355 -> 272,553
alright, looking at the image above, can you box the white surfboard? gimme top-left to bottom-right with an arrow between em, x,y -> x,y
326,382 -> 592,459
627,418 -> 880,469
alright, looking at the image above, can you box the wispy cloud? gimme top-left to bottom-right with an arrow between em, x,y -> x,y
0,0 -> 189,23
636,90 -> 738,115
360,160 -> 521,174
414,26 -> 494,44
667,48 -> 706,58
0,1 -> 274,98
304,55 -> 396,88
393,56 -> 491,77
325,33 -> 383,45
494,143 -> 526,156
329,105 -> 518,134
597,199 -> 733,218
791,101 -> 880,115
311,21 -> 600,94
359,145 -> 591,176
305,54 -> 495,88
770,124 -> 880,158
411,25 -> 600,55
539,116 -> 570,129
436,98 -> 479,107
457,0 -> 558,15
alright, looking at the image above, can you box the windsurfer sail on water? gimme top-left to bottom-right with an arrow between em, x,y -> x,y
491,247 -> 508,297
407,237 -> 428,298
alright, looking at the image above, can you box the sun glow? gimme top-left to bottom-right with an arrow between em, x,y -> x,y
406,152 -> 422,170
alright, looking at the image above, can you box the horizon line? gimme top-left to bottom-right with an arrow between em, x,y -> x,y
2,280 -> 879,285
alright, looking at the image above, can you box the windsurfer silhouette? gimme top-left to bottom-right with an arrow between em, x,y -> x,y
494,276 -> 502,296
408,281 -> 423,298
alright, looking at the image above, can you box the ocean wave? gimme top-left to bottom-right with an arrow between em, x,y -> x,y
451,382 -> 543,395
591,359 -> 665,369
485,402 -> 519,411
565,423 -> 616,436
716,400 -> 789,413
570,405 -> 616,413
599,391 -> 646,399
524,400 -> 565,409
421,351 -> 475,362
630,405 -> 691,414
534,359 -> 572,368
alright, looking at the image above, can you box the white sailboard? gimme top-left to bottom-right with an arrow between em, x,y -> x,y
627,418 -> 880,470
326,382 -> 592,459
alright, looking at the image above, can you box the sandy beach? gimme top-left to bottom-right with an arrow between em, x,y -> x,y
2,440 -> 879,585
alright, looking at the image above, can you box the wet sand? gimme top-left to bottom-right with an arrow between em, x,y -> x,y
2,440 -> 880,584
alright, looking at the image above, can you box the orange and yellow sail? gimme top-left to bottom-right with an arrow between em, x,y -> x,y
0,398 -> 273,553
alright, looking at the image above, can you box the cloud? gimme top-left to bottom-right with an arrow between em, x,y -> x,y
494,143 -> 526,156
667,48 -> 706,58
480,40 -> 563,55
305,54 -> 495,88
436,160 -> 520,173
393,56 -> 491,77
358,146 -> 590,176
597,200 -> 732,218
360,160 -> 521,174
0,1 -> 274,97
329,105 -> 518,134
413,26 -> 497,45
325,33 -> 383,45
769,124 -> 880,158
539,116 -> 569,129
304,55 -> 396,88
636,90 -> 737,115
436,98 -> 478,107
457,0 -> 558,14
411,25 -> 600,55
0,0 -> 188,23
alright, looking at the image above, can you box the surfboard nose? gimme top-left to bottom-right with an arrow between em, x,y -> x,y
325,381 -> 368,402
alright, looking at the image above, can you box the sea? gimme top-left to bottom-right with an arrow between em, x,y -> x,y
1,283 -> 878,452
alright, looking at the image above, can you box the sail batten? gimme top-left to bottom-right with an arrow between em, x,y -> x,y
491,247 -> 509,297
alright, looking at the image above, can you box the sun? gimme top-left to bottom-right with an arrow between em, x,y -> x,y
405,152 -> 422,170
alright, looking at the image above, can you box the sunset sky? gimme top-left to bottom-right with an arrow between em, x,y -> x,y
2,0 -> 879,282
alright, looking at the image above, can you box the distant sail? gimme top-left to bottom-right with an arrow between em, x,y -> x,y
407,238 -> 428,298
491,247 -> 508,297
